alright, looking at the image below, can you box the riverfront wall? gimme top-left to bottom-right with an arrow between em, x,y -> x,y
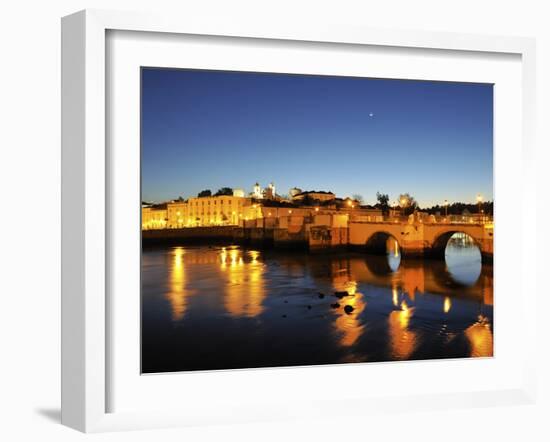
142,216 -> 494,261
142,226 -> 239,245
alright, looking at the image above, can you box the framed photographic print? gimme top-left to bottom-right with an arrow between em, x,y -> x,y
61,9 -> 537,432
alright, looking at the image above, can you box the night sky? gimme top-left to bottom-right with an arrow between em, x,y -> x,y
141,68 -> 493,207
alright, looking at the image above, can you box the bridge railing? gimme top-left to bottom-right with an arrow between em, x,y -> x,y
349,213 -> 493,225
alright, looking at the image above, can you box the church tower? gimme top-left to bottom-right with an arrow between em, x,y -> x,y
253,182 -> 263,199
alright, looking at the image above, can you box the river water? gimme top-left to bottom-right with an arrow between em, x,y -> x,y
142,234 -> 493,373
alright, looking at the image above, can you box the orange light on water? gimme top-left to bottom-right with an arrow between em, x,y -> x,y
443,297 -> 452,313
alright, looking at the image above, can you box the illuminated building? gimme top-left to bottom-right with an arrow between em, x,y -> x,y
292,190 -> 336,202
141,183 -> 383,230
186,195 -> 251,226
166,201 -> 187,228
142,204 -> 167,230
288,187 -> 302,198
263,182 -> 276,200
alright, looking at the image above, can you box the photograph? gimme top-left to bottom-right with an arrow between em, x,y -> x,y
140,68 -> 494,374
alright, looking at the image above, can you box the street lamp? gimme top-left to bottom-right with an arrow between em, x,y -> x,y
476,194 -> 483,223
443,199 -> 449,220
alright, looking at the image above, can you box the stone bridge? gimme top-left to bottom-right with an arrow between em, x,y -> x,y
348,221 -> 493,262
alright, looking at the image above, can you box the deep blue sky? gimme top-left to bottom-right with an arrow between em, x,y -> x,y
141,68 -> 493,207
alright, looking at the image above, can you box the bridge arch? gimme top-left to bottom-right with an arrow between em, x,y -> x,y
430,230 -> 483,260
365,231 -> 401,256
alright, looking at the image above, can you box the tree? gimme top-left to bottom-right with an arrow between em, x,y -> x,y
197,189 -> 212,197
297,194 -> 315,206
352,194 -> 364,205
214,187 -> 233,196
398,193 -> 418,216
375,191 -> 390,217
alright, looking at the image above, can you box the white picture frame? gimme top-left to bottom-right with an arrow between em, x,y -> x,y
61,9 -> 537,433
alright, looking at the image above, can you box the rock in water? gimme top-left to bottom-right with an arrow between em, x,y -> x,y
330,303 -> 340,309
344,305 -> 354,315
334,291 -> 349,299
318,292 -> 325,299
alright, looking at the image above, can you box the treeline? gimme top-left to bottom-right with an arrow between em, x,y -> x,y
424,201 -> 494,216
197,187 -> 233,197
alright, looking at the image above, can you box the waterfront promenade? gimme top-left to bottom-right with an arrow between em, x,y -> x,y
143,214 -> 493,262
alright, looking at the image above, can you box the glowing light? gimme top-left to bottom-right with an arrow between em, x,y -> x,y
392,287 -> 399,307
476,194 -> 483,203
315,207 -> 319,212
443,296 -> 452,313
288,210 -> 292,214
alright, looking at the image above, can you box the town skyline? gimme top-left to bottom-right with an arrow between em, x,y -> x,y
142,180 -> 493,210
142,68 -> 493,207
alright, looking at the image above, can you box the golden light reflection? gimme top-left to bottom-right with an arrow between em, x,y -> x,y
332,278 -> 366,347
220,248 -> 265,317
482,274 -> 494,306
443,296 -> 452,314
166,247 -> 187,320
249,250 -> 260,264
393,240 -> 399,258
465,315 -> 493,357
392,286 -> 399,307
397,266 -> 425,301
388,300 -> 417,360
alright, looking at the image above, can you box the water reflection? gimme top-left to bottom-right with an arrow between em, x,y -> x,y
142,238 -> 493,373
388,239 -> 401,272
445,233 -> 482,286
220,247 -> 265,317
465,315 -> 493,357
443,296 -> 452,314
332,279 -> 367,347
388,300 -> 417,360
166,247 -> 187,320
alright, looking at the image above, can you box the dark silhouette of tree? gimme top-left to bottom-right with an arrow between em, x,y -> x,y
300,194 -> 316,206
214,187 -> 233,196
375,192 -> 390,217
352,194 -> 364,205
197,189 -> 212,197
424,201 -> 493,216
